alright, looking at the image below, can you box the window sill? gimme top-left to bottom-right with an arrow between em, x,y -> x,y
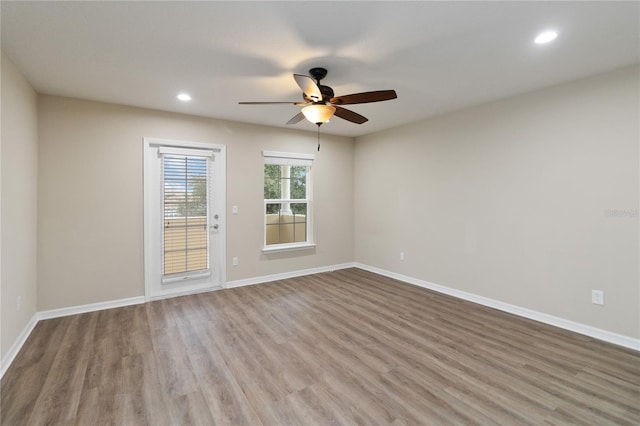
262,243 -> 316,254
162,270 -> 211,284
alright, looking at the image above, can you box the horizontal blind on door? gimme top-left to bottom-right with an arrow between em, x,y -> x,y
161,154 -> 209,276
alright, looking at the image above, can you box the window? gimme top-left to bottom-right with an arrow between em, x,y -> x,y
159,146 -> 213,280
263,151 -> 315,252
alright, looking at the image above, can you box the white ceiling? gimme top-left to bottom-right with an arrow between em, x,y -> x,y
2,1 -> 638,137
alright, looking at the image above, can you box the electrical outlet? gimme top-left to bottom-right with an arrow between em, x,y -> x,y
591,290 -> 604,305
17,296 -> 22,311
400,252 -> 405,261
232,257 -> 239,266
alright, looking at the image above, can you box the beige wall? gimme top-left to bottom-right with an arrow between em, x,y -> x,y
37,96 -> 354,310
1,52 -> 39,361
355,65 -> 639,339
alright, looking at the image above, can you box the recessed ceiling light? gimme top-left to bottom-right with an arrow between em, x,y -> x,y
535,30 -> 558,44
177,93 -> 192,102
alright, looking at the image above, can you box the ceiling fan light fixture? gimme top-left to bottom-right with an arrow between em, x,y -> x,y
302,104 -> 336,124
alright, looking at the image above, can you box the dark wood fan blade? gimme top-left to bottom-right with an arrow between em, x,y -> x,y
239,101 -> 310,107
239,101 -> 300,105
334,106 -> 368,124
286,112 -> 305,125
330,90 -> 397,105
294,74 -> 322,101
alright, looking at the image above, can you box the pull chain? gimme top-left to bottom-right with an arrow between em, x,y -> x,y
317,123 -> 321,151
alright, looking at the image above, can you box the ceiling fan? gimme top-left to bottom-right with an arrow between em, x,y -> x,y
239,67 -> 397,126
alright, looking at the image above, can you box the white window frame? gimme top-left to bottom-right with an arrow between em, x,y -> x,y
262,150 -> 315,253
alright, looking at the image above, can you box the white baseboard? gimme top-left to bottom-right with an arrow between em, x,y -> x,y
226,262 -> 356,289
37,296 -> 146,320
1,313 -> 39,378
354,263 -> 640,351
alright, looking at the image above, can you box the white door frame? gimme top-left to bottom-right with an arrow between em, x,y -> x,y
143,137 -> 226,301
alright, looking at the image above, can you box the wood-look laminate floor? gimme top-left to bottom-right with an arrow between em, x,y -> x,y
2,268 -> 639,425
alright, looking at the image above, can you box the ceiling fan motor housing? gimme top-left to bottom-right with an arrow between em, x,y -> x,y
303,85 -> 334,102
319,85 -> 334,101
307,68 -> 334,102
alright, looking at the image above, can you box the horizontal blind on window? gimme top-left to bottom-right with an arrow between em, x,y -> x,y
159,146 -> 215,158
161,153 -> 210,277
263,150 -> 314,167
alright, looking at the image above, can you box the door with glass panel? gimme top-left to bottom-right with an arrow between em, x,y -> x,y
144,139 -> 226,300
